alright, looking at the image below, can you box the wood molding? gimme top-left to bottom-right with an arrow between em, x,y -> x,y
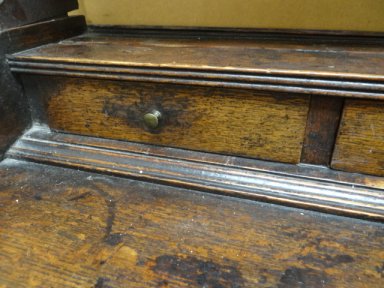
6,125 -> 384,221
9,63 -> 384,100
8,28 -> 384,100
88,25 -> 384,43
8,60 -> 384,100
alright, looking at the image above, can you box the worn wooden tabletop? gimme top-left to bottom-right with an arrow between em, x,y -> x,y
0,159 -> 383,287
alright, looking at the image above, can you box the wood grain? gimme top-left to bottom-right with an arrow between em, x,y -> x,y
22,75 -> 310,164
9,30 -> 384,99
7,126 -> 384,220
1,159 -> 384,288
301,96 -> 344,166
11,32 -> 384,81
332,99 -> 384,176
0,0 -> 78,31
0,16 -> 85,159
16,126 -> 384,190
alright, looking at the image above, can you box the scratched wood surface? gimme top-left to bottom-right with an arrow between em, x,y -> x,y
22,75 -> 310,164
332,99 -> 384,176
0,159 -> 383,288
11,32 -> 384,80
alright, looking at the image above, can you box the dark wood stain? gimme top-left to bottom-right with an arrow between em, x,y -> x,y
152,255 -> 244,288
68,191 -> 93,201
278,267 -> 329,288
375,263 -> 384,278
94,277 -> 112,288
301,96 -> 344,166
1,159 -> 383,287
102,92 -> 193,133
298,253 -> 354,268
20,75 -> 309,164
0,16 -> 85,159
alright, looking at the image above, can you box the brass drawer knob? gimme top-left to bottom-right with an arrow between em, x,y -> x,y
143,110 -> 162,130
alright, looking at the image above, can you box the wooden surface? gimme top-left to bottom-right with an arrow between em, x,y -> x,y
11,32 -> 384,79
0,0 -> 78,31
332,99 -> 384,176
0,159 -> 384,288
8,31 -> 384,99
301,96 -> 344,166
11,126 -> 384,190
0,16 -> 86,159
8,126 -> 384,220
22,75 -> 310,164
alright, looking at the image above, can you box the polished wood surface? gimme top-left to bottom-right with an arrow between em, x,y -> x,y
21,75 -> 310,164
1,159 -> 384,288
0,16 -> 86,159
11,32 -> 384,80
0,0 -> 78,31
332,99 -> 384,176
9,31 -> 384,99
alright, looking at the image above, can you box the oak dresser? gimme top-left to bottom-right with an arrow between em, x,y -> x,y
0,1 -> 383,287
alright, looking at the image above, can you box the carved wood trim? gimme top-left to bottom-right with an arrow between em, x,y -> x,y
8,60 -> 384,100
6,125 -> 384,221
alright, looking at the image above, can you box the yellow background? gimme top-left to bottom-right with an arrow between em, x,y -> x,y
74,0 -> 384,32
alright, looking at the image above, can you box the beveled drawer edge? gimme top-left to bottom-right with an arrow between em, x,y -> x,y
6,125 -> 384,221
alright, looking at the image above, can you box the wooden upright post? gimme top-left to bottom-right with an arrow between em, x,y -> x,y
0,0 -> 84,159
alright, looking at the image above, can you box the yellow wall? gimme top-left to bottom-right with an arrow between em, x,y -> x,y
74,0 -> 384,32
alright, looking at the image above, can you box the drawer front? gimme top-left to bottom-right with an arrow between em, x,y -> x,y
332,100 -> 384,176
26,76 -> 310,164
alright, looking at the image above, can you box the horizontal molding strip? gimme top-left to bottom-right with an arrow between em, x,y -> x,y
6,125 -> 384,221
88,25 -> 384,43
7,59 -> 384,100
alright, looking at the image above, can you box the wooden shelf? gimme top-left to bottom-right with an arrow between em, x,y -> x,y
8,30 -> 384,99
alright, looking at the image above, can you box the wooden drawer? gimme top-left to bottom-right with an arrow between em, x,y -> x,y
332,99 -> 384,176
24,75 -> 310,164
